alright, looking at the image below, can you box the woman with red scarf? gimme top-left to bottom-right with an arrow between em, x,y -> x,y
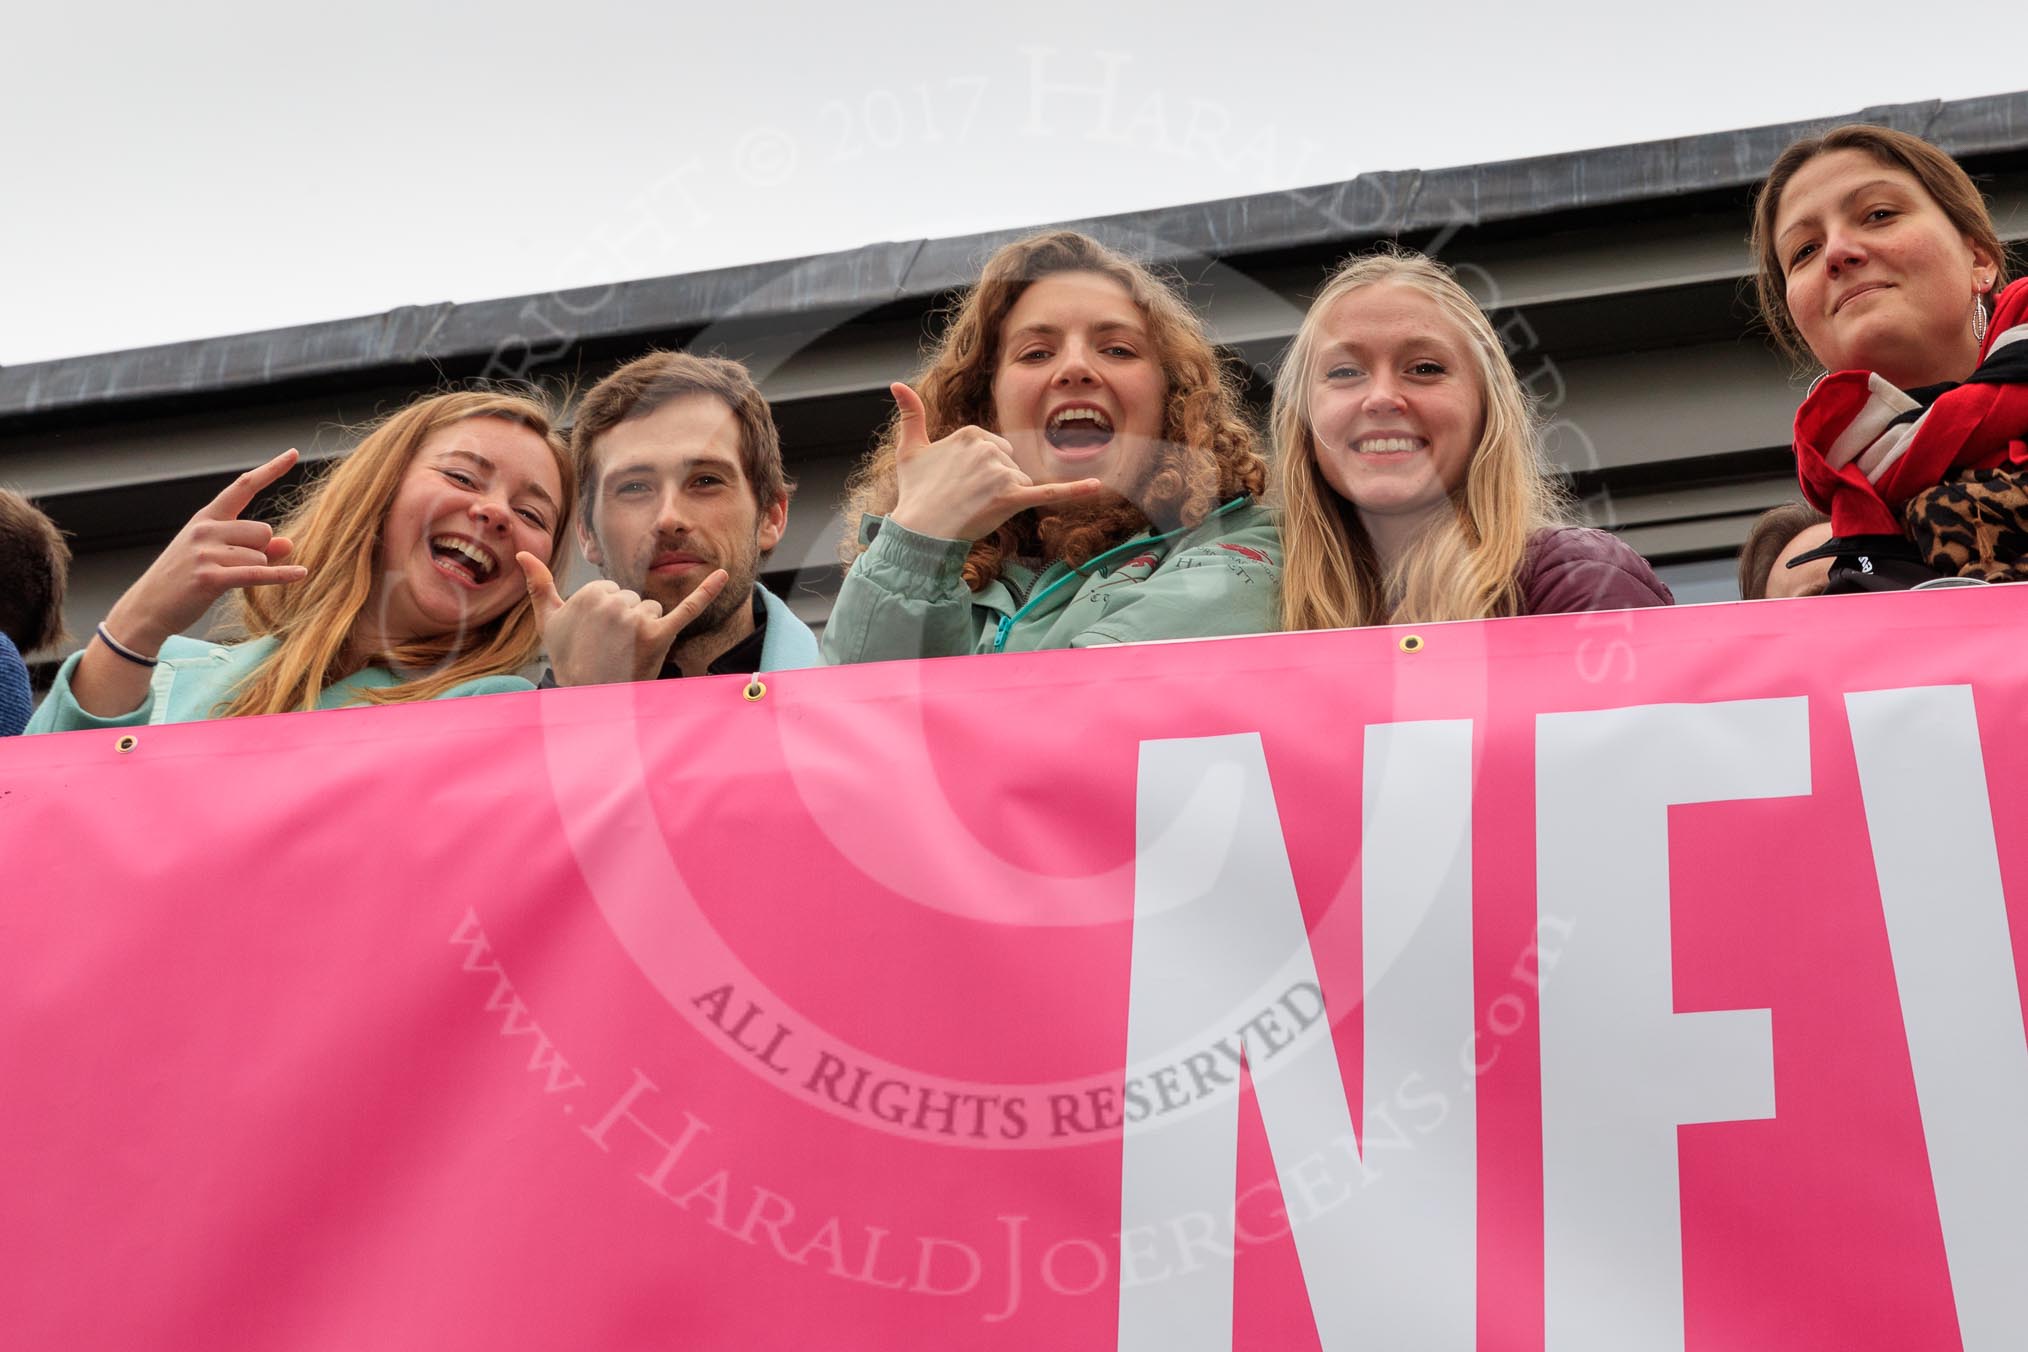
1751,124 -> 2023,591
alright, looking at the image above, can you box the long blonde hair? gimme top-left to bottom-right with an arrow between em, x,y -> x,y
1272,248 -> 1567,630
220,388 -> 574,718
839,230 -> 1265,590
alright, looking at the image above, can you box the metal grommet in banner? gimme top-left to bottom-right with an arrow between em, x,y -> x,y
742,679 -> 768,702
1399,634 -> 1425,654
115,734 -> 139,754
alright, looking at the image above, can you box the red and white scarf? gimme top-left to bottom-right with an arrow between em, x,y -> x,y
1793,277 -> 2028,538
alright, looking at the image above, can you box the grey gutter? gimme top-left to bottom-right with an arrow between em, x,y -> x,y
6,90 -> 2026,419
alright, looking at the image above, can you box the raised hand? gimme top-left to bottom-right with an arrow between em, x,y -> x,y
884,383 -> 1102,542
518,552 -> 730,687
70,448 -> 308,719
101,448 -> 308,656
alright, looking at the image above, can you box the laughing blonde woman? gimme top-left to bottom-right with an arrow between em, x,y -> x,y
30,388 -> 576,731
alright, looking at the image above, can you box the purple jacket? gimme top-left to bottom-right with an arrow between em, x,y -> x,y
1518,527 -> 1673,615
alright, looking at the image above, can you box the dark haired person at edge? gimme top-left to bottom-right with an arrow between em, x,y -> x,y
823,230 -> 1279,663
1752,124 -> 2027,591
1273,247 -> 1671,630
0,489 -> 71,736
517,352 -> 819,686
28,389 -> 575,732
1738,502 -> 1834,601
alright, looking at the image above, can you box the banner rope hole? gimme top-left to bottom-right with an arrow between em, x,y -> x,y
1399,634 -> 1425,654
742,678 -> 768,703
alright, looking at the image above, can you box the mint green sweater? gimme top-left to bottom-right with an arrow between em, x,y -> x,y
821,500 -> 1282,664
26,635 -> 530,733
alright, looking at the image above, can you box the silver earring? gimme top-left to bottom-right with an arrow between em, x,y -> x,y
1974,294 -> 1989,346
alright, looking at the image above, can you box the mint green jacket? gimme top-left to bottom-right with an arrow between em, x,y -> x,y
821,500 -> 1281,664
26,635 -> 530,734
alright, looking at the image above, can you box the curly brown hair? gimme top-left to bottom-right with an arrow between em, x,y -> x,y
838,230 -> 1265,591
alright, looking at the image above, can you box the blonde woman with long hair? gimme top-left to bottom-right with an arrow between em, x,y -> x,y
1273,249 -> 1669,630
30,388 -> 574,731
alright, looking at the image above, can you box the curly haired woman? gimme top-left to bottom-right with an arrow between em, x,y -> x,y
823,230 -> 1279,663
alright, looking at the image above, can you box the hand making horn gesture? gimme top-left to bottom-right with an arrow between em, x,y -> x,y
883,383 -> 1103,542
66,447 -> 309,719
100,448 -> 310,657
517,552 -> 730,687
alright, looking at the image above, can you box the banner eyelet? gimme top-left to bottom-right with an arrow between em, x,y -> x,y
115,734 -> 139,754
1399,634 -> 1425,654
742,679 -> 768,703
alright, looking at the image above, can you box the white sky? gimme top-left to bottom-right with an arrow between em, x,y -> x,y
2,0 -> 2022,367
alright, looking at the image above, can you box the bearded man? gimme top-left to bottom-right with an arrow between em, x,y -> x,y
522,352 -> 818,685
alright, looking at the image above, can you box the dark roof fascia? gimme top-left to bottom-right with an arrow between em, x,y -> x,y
6,91 -> 2026,421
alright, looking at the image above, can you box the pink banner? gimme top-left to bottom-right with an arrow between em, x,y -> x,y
5,588 -> 2028,1350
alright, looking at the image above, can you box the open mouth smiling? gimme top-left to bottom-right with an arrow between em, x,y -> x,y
429,534 -> 498,585
1354,435 -> 1425,455
1045,404 -> 1115,453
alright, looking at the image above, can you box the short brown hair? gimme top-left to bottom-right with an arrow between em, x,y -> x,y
570,352 -> 793,515
1737,501 -> 1829,601
1750,124 -> 2012,364
0,488 -> 71,652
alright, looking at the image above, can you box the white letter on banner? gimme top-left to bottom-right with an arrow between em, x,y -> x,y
1845,685 -> 2028,1352
1537,699 -> 1807,1352
1119,727 -> 1475,1351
